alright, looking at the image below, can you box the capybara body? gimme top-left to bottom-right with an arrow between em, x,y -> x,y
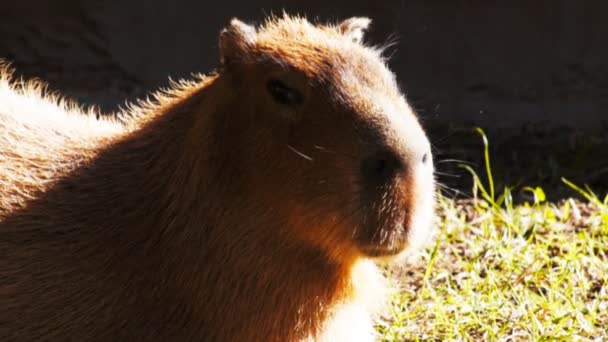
0,16 -> 435,341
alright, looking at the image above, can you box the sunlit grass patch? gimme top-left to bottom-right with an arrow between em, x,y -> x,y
378,129 -> 608,341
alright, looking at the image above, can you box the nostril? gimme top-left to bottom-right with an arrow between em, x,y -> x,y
422,152 -> 429,164
360,150 -> 403,185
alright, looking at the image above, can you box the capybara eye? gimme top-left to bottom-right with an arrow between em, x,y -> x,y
266,79 -> 303,106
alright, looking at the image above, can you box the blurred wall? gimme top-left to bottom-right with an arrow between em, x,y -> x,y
1,0 -> 606,128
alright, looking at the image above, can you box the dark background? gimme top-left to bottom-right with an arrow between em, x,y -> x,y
1,1 -> 607,198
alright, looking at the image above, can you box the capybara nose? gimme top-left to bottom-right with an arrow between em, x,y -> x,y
360,149 -> 405,186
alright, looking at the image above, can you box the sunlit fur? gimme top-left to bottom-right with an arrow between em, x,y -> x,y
0,15 -> 434,341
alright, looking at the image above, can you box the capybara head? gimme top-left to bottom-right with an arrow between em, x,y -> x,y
196,16 -> 435,262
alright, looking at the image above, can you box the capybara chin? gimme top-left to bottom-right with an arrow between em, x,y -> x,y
0,15 -> 435,341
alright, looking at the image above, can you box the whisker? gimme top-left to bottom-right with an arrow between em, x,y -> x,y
430,131 -> 460,145
434,170 -> 461,178
287,144 -> 314,162
312,144 -> 358,160
436,182 -> 471,199
437,159 -> 474,165
313,145 -> 336,154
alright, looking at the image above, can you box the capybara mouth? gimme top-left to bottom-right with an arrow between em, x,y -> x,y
359,244 -> 407,258
356,220 -> 410,258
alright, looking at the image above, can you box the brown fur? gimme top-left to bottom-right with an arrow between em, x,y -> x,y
0,15 -> 435,341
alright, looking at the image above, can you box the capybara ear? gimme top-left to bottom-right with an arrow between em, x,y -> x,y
219,18 -> 257,67
338,17 -> 371,43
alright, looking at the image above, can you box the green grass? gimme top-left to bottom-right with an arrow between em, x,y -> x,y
378,129 -> 608,341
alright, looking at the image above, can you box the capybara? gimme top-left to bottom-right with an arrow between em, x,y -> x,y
0,15 -> 435,341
